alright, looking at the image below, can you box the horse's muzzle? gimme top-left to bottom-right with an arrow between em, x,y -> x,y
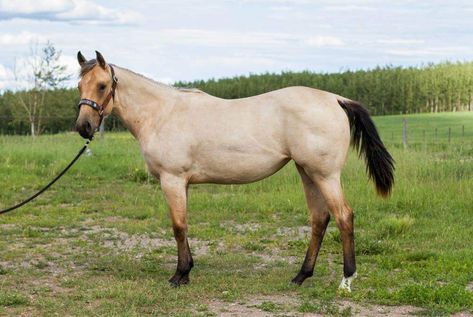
75,119 -> 96,140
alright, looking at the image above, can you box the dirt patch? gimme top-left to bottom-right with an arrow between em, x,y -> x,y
252,251 -> 299,269
452,313 -> 473,317
275,226 -> 338,240
221,221 -> 261,234
207,294 -> 423,316
0,223 -> 17,229
339,300 -> 421,316
82,225 -> 210,257
276,226 -> 311,240
208,294 -> 305,317
466,282 -> 473,292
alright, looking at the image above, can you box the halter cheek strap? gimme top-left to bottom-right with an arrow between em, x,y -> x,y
77,64 -> 118,121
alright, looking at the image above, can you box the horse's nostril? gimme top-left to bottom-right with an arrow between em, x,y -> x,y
85,121 -> 92,134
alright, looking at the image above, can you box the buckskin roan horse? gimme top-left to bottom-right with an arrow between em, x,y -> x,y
75,51 -> 394,291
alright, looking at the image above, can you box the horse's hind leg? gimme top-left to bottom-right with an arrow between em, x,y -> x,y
160,174 -> 194,287
292,164 -> 331,285
314,174 -> 356,292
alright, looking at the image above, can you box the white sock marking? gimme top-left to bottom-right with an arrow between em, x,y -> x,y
338,272 -> 357,292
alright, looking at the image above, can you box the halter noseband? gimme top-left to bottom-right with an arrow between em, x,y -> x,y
77,64 -> 118,123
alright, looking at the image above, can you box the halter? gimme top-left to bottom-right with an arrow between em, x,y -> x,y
77,64 -> 118,124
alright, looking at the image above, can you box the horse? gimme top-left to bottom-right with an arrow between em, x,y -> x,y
75,51 -> 394,290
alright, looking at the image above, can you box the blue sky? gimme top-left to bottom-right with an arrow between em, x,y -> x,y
0,0 -> 472,90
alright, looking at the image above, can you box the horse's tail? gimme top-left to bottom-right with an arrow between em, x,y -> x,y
338,99 -> 395,197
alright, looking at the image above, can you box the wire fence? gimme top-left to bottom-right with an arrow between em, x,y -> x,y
383,120 -> 472,151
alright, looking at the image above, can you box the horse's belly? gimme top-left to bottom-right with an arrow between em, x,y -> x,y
189,152 -> 290,184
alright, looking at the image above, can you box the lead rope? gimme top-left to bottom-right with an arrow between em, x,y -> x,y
0,139 -> 91,215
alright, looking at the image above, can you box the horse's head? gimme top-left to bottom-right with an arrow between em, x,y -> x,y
75,51 -> 118,139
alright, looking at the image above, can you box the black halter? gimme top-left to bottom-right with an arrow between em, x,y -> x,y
77,64 -> 118,123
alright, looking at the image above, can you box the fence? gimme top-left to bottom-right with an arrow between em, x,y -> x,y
384,118 -> 471,150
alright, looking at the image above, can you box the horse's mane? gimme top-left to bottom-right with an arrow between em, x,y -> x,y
79,60 -> 203,93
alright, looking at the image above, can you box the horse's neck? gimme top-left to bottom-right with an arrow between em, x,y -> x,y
113,67 -> 176,139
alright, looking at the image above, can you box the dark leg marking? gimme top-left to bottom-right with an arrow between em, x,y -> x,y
169,226 -> 194,287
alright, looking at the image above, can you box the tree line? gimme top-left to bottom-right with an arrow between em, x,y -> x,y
1,60 -> 472,135
176,61 -> 473,115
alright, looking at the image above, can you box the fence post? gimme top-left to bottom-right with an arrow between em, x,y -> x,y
402,118 -> 408,149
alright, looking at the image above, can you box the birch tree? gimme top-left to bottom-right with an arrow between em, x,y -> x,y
14,41 -> 71,138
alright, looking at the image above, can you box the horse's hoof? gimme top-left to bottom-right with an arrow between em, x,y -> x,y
291,276 -> 303,285
169,274 -> 190,287
291,270 -> 313,285
291,273 -> 310,286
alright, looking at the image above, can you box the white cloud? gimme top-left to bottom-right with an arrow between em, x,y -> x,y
377,39 -> 425,45
0,63 -> 16,91
385,46 -> 470,57
158,29 -> 293,47
0,0 -> 141,25
55,0 -> 142,25
196,55 -> 278,68
305,36 -> 344,47
0,63 -> 13,79
0,31 -> 45,46
58,54 -> 80,86
323,4 -> 375,12
237,0 -> 313,4
0,0 -> 72,14
157,29 -> 344,50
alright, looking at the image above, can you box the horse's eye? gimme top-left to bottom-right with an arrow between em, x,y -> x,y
98,84 -> 106,91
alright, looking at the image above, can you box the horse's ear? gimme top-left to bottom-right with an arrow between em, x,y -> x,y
95,50 -> 106,69
77,51 -> 87,66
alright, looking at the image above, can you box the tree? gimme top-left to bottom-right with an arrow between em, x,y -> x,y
13,41 -> 71,138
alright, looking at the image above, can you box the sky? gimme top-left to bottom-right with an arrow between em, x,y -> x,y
0,0 -> 473,91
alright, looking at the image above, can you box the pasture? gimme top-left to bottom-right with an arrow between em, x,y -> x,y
0,112 -> 472,316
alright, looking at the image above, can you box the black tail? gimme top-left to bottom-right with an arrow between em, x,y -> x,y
338,99 -> 395,197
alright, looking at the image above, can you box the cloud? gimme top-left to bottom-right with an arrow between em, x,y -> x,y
323,4 -> 376,12
305,36 -> 344,47
237,0 -> 313,4
158,29 -> 294,47
0,63 -> 16,91
0,0 -> 141,25
0,31 -> 45,46
385,46 -> 470,57
377,39 -> 425,45
157,29 -> 344,50
0,0 -> 72,14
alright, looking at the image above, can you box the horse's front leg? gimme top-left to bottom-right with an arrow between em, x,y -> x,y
160,174 -> 193,286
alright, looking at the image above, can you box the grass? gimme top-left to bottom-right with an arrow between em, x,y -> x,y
0,112 -> 472,316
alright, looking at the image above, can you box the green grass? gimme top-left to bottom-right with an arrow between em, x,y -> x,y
0,112 -> 472,316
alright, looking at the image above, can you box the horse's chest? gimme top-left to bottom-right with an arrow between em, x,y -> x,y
139,138 -> 193,176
